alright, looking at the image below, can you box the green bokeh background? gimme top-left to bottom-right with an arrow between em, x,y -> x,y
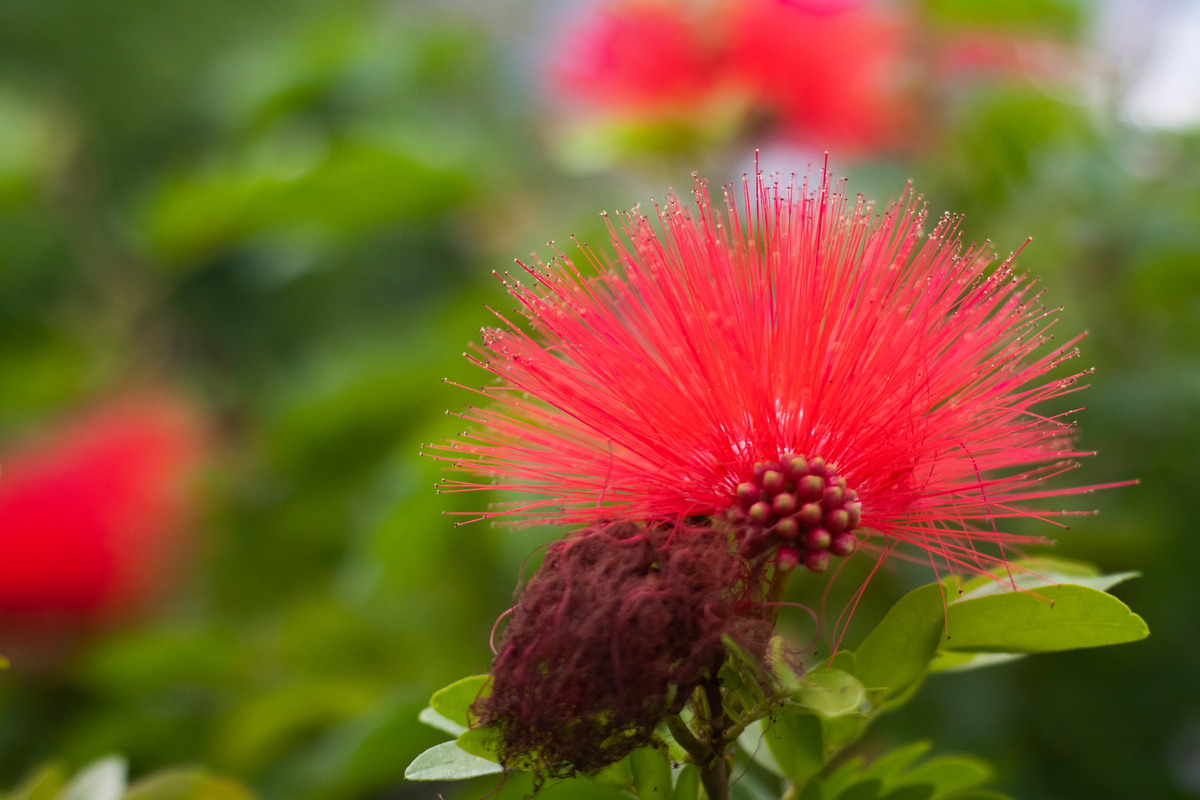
0,1 -> 1194,799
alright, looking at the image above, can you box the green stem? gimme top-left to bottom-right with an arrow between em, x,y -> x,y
665,713 -> 709,765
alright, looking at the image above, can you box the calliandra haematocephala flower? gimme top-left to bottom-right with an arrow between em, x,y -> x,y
426,164 -> 1120,778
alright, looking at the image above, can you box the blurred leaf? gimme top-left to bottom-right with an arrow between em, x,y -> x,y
5,765 -> 66,800
860,742 -> 931,782
217,680 -> 377,772
591,756 -> 634,793
832,779 -> 881,800
792,668 -> 865,718
942,585 -> 1149,653
269,689 -> 438,800
148,142 -> 474,265
737,720 -> 784,778
926,651 -> 1024,674
629,747 -> 671,800
417,707 -> 466,737
897,756 -> 992,798
121,770 -> 204,800
673,765 -> 700,800
764,714 -> 823,785
403,742 -> 502,782
813,757 -> 865,800
122,769 -> 256,800
819,714 -> 869,755
855,584 -> 946,698
728,767 -> 775,800
429,675 -> 490,729
58,758 -> 126,800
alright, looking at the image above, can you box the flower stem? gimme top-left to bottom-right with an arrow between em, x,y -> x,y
698,677 -> 730,800
763,562 -> 793,625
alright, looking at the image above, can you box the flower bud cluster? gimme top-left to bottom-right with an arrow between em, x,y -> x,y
731,454 -> 861,572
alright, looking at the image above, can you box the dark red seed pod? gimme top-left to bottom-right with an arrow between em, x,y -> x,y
807,456 -> 827,476
821,485 -> 844,509
846,501 -> 862,528
824,508 -> 849,534
760,470 -> 786,495
797,475 -> 824,501
772,492 -> 797,517
797,502 -> 822,527
775,517 -> 800,539
736,482 -> 761,508
804,528 -> 832,550
777,546 -> 802,572
830,532 -> 858,557
748,501 -> 773,525
805,550 -> 831,572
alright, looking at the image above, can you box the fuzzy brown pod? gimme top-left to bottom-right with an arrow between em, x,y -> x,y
474,521 -> 772,781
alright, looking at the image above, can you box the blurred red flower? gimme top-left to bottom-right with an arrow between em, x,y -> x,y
722,0 -> 914,150
0,393 -> 207,622
553,1 -> 721,114
549,0 -> 915,153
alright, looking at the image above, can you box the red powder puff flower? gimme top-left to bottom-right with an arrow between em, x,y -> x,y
0,392 -> 207,623
431,165 -> 1110,580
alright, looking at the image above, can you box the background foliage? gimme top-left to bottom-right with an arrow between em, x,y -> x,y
0,0 -> 1194,799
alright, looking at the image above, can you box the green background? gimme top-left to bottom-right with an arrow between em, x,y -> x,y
0,0 -> 1193,798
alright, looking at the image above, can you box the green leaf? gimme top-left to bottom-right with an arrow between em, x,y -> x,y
927,652 -> 1024,674
122,769 -> 257,800
818,758 -> 865,800
942,585 -> 1150,653
878,786 -> 933,800
59,758 -> 126,800
5,765 -> 65,800
819,713 -> 870,754
956,563 -> 1139,602
855,584 -> 947,697
122,770 -> 204,800
738,720 -> 785,778
794,668 -> 866,718
455,728 -> 502,764
833,779 -> 882,800
673,764 -> 700,800
728,768 -> 777,800
417,706 -> 467,737
860,742 -> 931,782
404,742 -> 503,781
829,651 -> 856,676
591,756 -> 634,793
898,756 -> 992,798
429,675 -> 490,728
763,714 -> 823,785
629,747 -> 672,800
